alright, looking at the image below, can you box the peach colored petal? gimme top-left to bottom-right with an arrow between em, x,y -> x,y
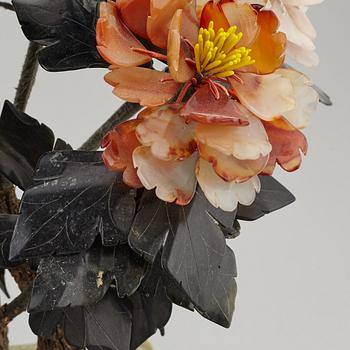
286,41 -> 320,67
147,0 -> 194,49
180,0 -> 200,44
181,85 -> 248,126
168,9 -> 196,83
195,106 -> 271,160
275,68 -> 319,128
118,0 -> 150,39
96,1 -> 151,67
102,120 -> 143,188
196,159 -> 261,212
105,67 -> 181,106
198,142 -> 268,183
133,146 -> 198,205
262,117 -> 308,175
136,104 -> 196,160
229,71 -> 295,121
221,1 -> 259,47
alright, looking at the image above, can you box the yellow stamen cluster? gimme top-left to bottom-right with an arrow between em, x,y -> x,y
194,21 -> 255,78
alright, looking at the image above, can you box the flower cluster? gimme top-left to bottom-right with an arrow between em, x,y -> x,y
99,0 -> 320,212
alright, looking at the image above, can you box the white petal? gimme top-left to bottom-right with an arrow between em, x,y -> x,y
231,72 -> 295,121
271,0 -> 315,50
282,0 -> 323,6
133,146 -> 198,205
286,41 -> 320,67
276,68 -> 319,128
196,107 -> 272,160
286,4 -> 317,39
136,105 -> 195,161
196,159 -> 261,212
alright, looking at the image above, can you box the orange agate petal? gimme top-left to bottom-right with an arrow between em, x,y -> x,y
247,10 -> 287,74
168,9 -> 196,83
102,120 -> 143,188
147,0 -> 193,49
118,0 -> 150,39
96,1 -> 151,67
105,67 -> 181,106
200,0 -> 230,31
181,85 -> 248,126
262,117 -> 308,175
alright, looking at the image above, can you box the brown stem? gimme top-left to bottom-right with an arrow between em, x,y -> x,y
37,328 -> 77,350
79,102 -> 142,151
0,287 -> 31,327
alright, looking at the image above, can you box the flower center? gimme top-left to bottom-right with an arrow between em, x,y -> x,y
194,21 -> 255,79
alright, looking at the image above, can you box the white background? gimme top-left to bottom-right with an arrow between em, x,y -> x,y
0,0 -> 349,349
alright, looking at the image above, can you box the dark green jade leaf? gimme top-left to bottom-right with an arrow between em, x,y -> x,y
129,188 -> 237,264
113,245 -> 147,298
129,281 -> 172,349
0,101 -> 54,190
29,310 -> 65,338
195,245 -> 237,326
0,214 -> 23,269
63,290 -> 132,350
30,295 -> 132,350
10,151 -> 136,260
129,190 -> 170,264
29,239 -> 146,312
236,175 -> 296,221
29,240 -> 114,312
12,0 -> 108,71
162,192 -> 237,328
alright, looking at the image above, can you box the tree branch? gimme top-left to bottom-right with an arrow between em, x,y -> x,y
79,102 -> 142,151
0,2 -> 14,11
14,42 -> 41,112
